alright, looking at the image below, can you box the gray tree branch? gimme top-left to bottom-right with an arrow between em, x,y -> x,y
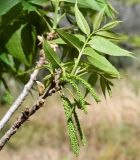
0,82 -> 56,150
0,51 -> 46,131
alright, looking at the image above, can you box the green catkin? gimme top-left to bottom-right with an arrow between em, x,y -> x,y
67,104 -> 75,121
61,95 -> 80,156
60,77 -> 87,113
73,109 -> 87,146
67,74 -> 101,102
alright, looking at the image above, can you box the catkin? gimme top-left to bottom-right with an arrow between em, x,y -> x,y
73,109 -> 86,146
60,77 -> 87,113
66,74 -> 101,102
61,95 -> 80,156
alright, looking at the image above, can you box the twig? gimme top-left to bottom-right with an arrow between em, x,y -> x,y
0,69 -> 62,150
0,84 -> 55,150
0,51 -> 46,131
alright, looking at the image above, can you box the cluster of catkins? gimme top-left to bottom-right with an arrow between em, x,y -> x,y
60,74 -> 100,156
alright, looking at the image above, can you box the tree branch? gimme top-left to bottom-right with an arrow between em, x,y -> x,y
0,84 -> 56,150
0,51 -> 46,131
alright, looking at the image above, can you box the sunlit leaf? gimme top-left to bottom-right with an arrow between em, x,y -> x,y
75,3 -> 90,35
88,36 -> 134,57
95,31 -> 123,40
61,0 -> 100,11
43,40 -> 61,69
102,21 -> 122,30
93,6 -> 106,30
84,47 -> 120,78
56,29 -> 83,51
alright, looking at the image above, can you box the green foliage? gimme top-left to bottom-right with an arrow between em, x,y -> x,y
84,47 -> 120,78
93,6 -> 106,31
88,36 -> 134,57
55,29 -> 83,51
43,39 -> 61,69
102,21 -> 122,30
0,0 -> 21,16
61,0 -> 101,11
5,25 -> 32,66
0,0 -> 134,156
75,3 -> 90,35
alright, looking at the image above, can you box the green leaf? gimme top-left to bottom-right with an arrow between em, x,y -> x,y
5,25 -> 29,65
43,40 -> 61,69
88,36 -> 134,57
21,25 -> 36,64
61,0 -> 100,11
107,2 -> 118,14
21,1 -> 37,12
102,21 -> 122,30
95,31 -> 123,40
26,11 -> 47,35
51,34 -> 85,45
51,38 -> 66,45
100,76 -> 106,97
100,76 -> 113,97
97,0 -> 116,18
93,6 -> 106,30
84,47 -> 120,78
0,3 -> 22,26
75,34 -> 86,43
85,73 -> 98,97
75,3 -> 90,35
0,0 -> 21,16
29,0 -> 49,6
106,80 -> 113,97
88,73 -> 98,87
0,53 -> 15,70
55,29 -> 83,51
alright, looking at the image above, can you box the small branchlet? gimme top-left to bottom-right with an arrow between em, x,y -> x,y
47,68 -> 62,96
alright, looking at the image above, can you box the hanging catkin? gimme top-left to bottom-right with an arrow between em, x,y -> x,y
60,77 -> 87,113
66,74 -> 101,102
73,109 -> 86,146
61,95 -> 80,156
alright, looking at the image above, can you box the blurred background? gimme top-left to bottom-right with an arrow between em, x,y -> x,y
0,0 -> 140,159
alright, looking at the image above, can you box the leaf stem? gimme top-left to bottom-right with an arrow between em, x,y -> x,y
53,0 -> 59,29
71,33 -> 93,75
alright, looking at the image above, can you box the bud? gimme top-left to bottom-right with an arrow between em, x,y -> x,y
36,81 -> 45,96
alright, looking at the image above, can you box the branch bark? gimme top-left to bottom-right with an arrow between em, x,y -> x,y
0,51 -> 46,131
0,84 -> 55,150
